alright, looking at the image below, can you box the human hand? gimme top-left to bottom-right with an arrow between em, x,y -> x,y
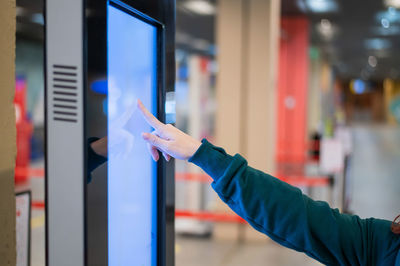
137,100 -> 202,162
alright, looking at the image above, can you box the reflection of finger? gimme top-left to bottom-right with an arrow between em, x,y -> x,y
142,132 -> 169,151
116,104 -> 136,128
137,100 -> 164,131
162,152 -> 171,162
148,143 -> 159,161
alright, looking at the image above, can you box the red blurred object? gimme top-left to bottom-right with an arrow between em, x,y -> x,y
31,201 -> 45,209
21,169 -> 330,188
29,199 -> 247,224
276,17 -> 309,176
14,77 -> 33,184
175,210 -> 246,224
175,172 -> 212,183
276,175 -> 329,187
30,170 -> 329,229
177,172 -> 329,187
14,167 -> 44,178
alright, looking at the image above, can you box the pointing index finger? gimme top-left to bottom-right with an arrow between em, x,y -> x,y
137,99 -> 164,131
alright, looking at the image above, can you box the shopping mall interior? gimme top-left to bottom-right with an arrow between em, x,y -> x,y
3,0 -> 400,265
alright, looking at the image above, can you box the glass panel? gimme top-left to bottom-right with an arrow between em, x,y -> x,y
107,4 -> 158,265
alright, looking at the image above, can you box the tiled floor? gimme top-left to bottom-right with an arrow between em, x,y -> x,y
25,124 -> 400,265
175,236 -> 321,266
348,125 -> 400,221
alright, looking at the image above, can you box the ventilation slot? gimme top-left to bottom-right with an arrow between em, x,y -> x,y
52,65 -> 78,123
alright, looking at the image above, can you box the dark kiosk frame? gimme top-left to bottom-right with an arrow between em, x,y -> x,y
84,0 -> 174,265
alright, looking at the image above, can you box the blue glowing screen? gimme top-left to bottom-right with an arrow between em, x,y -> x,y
108,4 -> 158,265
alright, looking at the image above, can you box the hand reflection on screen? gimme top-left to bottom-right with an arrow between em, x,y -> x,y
90,136 -> 108,157
108,78 -> 136,159
109,104 -> 135,159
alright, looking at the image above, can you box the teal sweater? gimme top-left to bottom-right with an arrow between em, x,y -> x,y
189,139 -> 400,265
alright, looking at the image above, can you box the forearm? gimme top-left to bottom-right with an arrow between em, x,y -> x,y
137,99 -> 400,265
189,139 -> 372,265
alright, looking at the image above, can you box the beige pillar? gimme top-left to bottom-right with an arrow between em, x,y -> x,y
0,0 -> 16,265
215,0 -> 244,155
245,0 -> 280,172
307,54 -> 322,134
216,0 -> 280,173
214,0 -> 280,241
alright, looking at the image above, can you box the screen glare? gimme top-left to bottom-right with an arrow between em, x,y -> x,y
107,4 -> 158,265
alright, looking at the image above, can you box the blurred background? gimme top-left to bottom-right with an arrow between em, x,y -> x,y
14,0 -> 400,265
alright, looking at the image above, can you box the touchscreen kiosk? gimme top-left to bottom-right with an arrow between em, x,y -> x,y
45,0 -> 175,265
107,3 -> 158,265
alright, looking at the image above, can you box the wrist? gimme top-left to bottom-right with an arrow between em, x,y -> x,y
189,140 -> 202,159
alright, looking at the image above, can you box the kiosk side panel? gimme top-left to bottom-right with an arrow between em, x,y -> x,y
46,0 -> 85,265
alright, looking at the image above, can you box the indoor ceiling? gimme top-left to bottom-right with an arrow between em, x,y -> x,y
15,0 -> 400,81
283,0 -> 400,81
176,0 -> 216,55
16,0 -> 44,41
176,0 -> 400,81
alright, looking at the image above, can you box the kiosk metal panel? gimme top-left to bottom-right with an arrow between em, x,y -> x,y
45,0 -> 85,265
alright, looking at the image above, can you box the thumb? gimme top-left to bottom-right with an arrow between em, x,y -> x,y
142,132 -> 169,152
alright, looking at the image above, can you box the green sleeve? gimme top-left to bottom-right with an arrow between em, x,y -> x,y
189,139 -> 400,265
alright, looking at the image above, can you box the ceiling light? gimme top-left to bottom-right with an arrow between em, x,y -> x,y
305,0 -> 338,13
368,56 -> 378,68
365,38 -> 391,50
321,19 -> 332,30
376,10 -> 400,23
31,13 -> 44,25
16,6 -> 27,17
317,19 -> 336,40
384,0 -> 400,8
381,18 -> 391,28
351,79 -> 367,94
183,0 -> 216,15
